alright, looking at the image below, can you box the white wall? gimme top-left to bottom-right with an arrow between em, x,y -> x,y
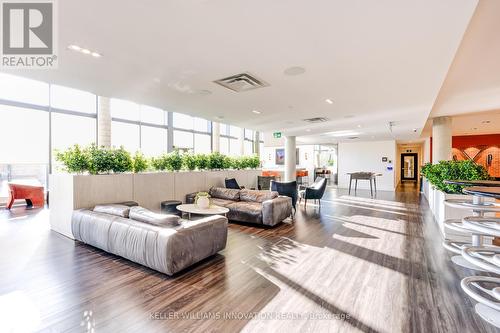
423,137 -> 431,164
338,140 -> 396,191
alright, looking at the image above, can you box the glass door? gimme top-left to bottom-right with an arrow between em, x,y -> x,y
401,153 -> 418,181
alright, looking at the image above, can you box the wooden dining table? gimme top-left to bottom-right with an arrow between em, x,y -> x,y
347,172 -> 382,197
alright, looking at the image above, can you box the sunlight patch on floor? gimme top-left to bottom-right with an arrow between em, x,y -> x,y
339,196 -> 410,208
323,200 -> 411,217
0,290 -> 41,332
333,197 -> 414,212
241,237 -> 406,332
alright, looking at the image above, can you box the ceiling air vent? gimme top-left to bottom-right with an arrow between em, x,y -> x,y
303,117 -> 329,123
348,137 -> 359,140
214,72 -> 269,92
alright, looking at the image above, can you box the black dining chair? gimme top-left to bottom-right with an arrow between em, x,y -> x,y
270,180 -> 297,212
299,177 -> 327,207
258,176 -> 276,190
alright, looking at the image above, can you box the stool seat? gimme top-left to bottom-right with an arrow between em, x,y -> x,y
442,240 -> 470,254
160,200 -> 182,217
463,217 -> 500,237
444,199 -> 500,211
443,219 -> 475,234
461,245 -> 500,274
461,276 -> 500,328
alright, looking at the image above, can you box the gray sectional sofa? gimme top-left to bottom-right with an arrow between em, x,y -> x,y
187,187 -> 292,226
71,204 -> 227,276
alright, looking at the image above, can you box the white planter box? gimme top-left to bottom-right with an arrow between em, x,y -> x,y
422,177 -> 493,244
49,169 -> 261,239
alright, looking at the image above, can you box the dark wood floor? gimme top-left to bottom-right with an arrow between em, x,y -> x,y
0,185 -> 498,333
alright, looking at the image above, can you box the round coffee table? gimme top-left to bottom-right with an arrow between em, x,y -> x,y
176,204 -> 229,220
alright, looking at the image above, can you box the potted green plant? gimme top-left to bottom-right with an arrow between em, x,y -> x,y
183,153 -> 197,171
55,144 -> 89,174
132,151 -> 149,173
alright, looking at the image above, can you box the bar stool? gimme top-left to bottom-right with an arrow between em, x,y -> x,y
458,186 -> 500,328
441,182 -> 500,270
461,276 -> 500,328
460,220 -> 500,328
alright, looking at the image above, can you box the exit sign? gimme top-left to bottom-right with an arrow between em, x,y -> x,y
273,132 -> 282,139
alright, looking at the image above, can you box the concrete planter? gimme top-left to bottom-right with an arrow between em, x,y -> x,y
49,169 -> 261,239
421,177 -> 493,243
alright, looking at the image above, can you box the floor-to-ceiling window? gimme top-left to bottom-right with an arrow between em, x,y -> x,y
172,113 -> 211,153
244,129 -> 254,156
0,74 -> 98,200
111,99 -> 169,156
51,85 -> 97,169
140,105 -> 168,157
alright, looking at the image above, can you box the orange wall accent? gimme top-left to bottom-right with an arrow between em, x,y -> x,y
452,134 -> 500,177
452,134 -> 500,148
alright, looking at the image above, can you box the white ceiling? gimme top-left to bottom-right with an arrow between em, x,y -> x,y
422,109 -> 500,137
1,0 -> 479,142
431,0 -> 500,118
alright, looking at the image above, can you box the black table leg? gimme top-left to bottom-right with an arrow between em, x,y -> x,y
349,175 -> 352,195
370,179 -> 373,197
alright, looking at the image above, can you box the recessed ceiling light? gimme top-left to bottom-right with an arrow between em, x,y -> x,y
197,89 -> 212,95
325,99 -> 334,104
306,129 -> 311,132
284,66 -> 306,76
68,44 -> 102,58
325,130 -> 361,137
344,115 -> 355,119
215,116 -> 224,120
357,124 -> 362,128
252,110 -> 261,114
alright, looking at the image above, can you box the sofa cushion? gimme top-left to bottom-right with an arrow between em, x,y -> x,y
209,187 -> 240,201
226,201 -> 263,224
240,189 -> 279,203
93,204 -> 131,218
129,206 -> 180,227
210,198 -> 235,207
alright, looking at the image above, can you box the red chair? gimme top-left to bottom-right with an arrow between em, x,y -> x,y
7,183 -> 45,209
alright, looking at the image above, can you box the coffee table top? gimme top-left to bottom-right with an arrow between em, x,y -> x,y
463,186 -> 500,199
444,180 -> 500,187
176,204 -> 229,215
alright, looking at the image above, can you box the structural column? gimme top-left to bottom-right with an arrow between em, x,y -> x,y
212,122 -> 220,152
253,131 -> 260,156
284,136 -> 296,181
97,96 -> 111,148
239,130 -> 245,156
167,112 -> 174,153
432,116 -> 452,163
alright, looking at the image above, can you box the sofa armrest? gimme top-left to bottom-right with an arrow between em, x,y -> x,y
167,215 -> 228,274
262,196 -> 292,226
